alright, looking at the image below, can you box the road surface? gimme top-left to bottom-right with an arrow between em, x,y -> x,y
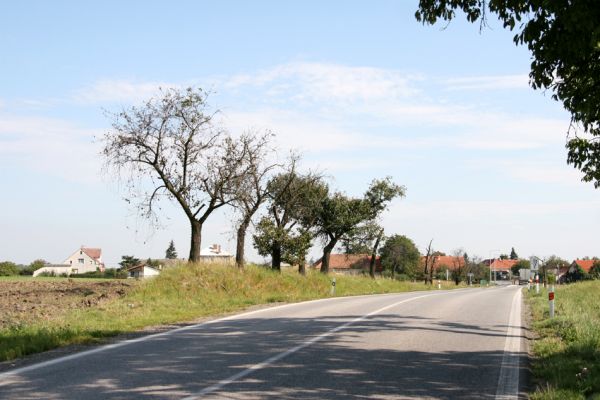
0,285 -> 527,399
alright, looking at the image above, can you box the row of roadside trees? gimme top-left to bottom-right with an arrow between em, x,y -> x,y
102,87 -> 405,274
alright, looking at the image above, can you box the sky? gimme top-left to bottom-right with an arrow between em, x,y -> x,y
1,1 -> 598,267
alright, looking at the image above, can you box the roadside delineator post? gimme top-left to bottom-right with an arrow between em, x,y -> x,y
535,274 -> 540,294
331,278 -> 336,296
437,280 -> 441,289
549,285 -> 555,318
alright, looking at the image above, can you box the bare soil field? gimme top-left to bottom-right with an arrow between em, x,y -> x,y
0,279 -> 134,329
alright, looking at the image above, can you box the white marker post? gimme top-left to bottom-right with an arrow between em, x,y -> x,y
437,280 -> 441,289
549,285 -> 555,318
535,274 -> 540,294
331,278 -> 336,296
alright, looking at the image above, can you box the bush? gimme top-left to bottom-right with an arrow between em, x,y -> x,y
0,261 -> 19,276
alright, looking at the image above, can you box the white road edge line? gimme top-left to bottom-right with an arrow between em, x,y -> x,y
495,287 -> 523,400
182,292 -> 440,399
0,290 -> 458,381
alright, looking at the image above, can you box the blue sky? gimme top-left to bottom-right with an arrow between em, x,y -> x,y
1,1 -> 598,266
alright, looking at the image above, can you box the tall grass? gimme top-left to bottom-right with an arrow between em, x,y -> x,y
526,281 -> 600,400
0,263 -> 461,362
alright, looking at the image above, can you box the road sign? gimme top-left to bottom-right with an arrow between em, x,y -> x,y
548,292 -> 554,301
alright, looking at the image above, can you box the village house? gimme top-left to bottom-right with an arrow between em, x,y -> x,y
33,246 -> 105,277
483,259 -> 518,280
200,244 -> 234,264
311,254 -> 382,274
127,264 -> 161,279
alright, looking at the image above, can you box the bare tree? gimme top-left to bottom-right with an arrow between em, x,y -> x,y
102,87 -> 246,262
230,131 -> 280,269
423,239 -> 437,284
451,248 -> 466,285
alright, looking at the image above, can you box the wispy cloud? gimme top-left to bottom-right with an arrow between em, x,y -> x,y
73,79 -> 182,104
443,74 -> 530,91
0,115 -> 103,184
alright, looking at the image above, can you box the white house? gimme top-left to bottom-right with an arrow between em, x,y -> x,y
127,264 -> 161,279
33,246 -> 105,277
200,244 -> 234,264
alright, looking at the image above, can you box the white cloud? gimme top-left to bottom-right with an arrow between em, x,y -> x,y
0,115 -> 103,184
224,62 -> 421,103
73,79 -> 181,104
443,74 -> 530,91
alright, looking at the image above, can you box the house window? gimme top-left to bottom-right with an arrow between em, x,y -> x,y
78,258 -> 84,264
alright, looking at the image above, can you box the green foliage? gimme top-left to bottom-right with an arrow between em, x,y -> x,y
379,235 -> 421,278
165,240 -> 177,259
499,254 -> 509,260
0,261 -> 19,276
20,259 -> 48,276
566,266 -> 590,283
255,171 -> 329,269
526,281 -> 600,399
118,255 -> 140,270
315,178 -> 405,273
512,259 -> 531,275
510,247 -> 518,260
589,262 -> 600,280
416,0 -> 600,187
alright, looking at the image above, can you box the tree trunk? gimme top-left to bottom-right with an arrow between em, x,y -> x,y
189,219 -> 202,262
271,241 -> 282,271
298,259 -> 306,275
320,240 -> 337,274
369,228 -> 384,278
235,219 -> 251,269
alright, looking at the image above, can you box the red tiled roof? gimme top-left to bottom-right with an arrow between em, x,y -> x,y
573,259 -> 597,272
488,259 -> 518,271
421,255 -> 465,270
312,254 -> 382,271
82,247 -> 102,261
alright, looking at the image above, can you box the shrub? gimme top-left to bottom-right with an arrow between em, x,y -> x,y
0,261 -> 19,276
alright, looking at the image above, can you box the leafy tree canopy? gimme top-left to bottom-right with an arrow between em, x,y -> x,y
416,0 -> 600,187
510,247 -> 518,260
379,235 -> 421,278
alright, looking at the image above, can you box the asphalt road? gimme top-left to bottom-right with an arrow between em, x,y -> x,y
0,285 -> 527,399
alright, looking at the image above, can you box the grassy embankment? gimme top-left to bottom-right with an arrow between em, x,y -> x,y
0,263 -> 463,362
526,281 -> 600,400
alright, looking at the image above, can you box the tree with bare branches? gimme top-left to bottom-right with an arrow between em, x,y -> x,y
102,87 -> 246,262
230,131 -> 280,269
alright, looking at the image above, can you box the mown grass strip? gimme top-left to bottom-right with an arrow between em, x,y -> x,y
0,263 -> 466,362
526,281 -> 600,400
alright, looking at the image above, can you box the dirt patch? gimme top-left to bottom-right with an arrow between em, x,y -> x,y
0,279 -> 134,329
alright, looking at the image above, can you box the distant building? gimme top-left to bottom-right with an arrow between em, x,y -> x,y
127,264 -> 161,279
482,259 -> 518,280
33,246 -> 105,277
199,244 -> 234,264
311,254 -> 382,274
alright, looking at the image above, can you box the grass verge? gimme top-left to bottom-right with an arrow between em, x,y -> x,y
1,263 -> 465,362
526,281 -> 600,400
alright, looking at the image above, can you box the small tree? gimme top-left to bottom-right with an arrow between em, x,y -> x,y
165,240 -> 178,259
253,171 -> 328,271
379,235 -> 420,279
0,261 -> 19,276
316,177 -> 405,274
511,259 -> 530,276
119,255 -> 140,270
510,247 -> 518,260
20,259 -> 48,276
230,131 -> 280,269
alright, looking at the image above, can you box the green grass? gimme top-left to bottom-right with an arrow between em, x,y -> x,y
0,263 -> 464,361
526,281 -> 600,399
